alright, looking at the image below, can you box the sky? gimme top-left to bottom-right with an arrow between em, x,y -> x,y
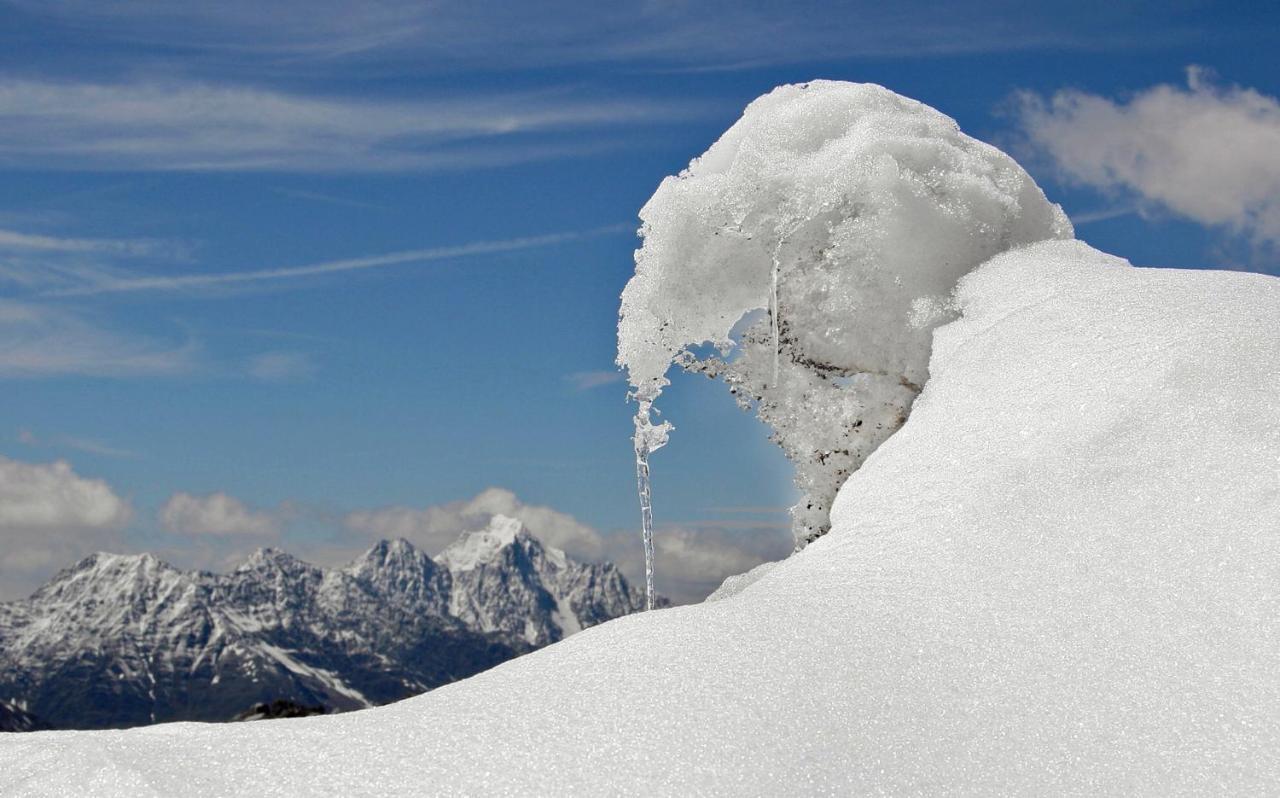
1,0 -> 1277,603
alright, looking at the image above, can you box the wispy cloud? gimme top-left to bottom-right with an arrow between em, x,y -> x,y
7,1 -> 1208,71
246,351 -> 316,382
1014,68 -> 1280,251
0,299 -> 196,378
0,225 -> 188,293
57,436 -> 140,459
269,188 -> 390,211
0,79 -> 692,172
50,225 -> 629,297
16,428 -> 139,459
566,369 -> 625,391
0,228 -> 167,256
1067,206 -> 1139,226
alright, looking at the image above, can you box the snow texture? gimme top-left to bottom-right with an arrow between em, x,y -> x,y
619,80 -> 1073,545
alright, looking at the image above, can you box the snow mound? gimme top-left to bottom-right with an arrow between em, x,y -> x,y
4,240 -> 1276,795
618,80 -> 1073,544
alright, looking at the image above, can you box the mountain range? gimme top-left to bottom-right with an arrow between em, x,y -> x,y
0,515 -> 646,730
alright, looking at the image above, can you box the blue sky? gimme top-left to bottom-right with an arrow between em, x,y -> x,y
2,0 -> 1277,602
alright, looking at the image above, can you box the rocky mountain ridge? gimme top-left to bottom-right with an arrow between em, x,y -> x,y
0,515 -> 645,730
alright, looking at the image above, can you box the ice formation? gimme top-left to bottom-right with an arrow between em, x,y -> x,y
632,398 -> 668,610
618,80 -> 1074,546
5,239 -> 1275,795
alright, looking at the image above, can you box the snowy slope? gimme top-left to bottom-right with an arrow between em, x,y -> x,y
2,240 -> 1274,793
0,517 -> 643,729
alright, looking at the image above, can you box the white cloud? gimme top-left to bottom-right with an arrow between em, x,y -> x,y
0,79 -> 687,172
0,454 -> 133,599
0,454 -> 132,529
160,491 -> 281,537
0,299 -> 195,378
345,487 -> 605,561
1015,68 -> 1280,249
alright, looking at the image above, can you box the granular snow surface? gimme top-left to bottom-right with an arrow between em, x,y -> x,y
2,239 -> 1276,796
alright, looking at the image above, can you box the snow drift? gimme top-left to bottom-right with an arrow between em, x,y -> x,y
2,83 -> 1277,795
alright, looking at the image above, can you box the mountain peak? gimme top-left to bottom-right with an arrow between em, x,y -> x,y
348,538 -> 434,575
236,547 -> 307,574
35,551 -> 174,596
435,515 -> 532,572
364,537 -> 420,560
76,551 -> 160,570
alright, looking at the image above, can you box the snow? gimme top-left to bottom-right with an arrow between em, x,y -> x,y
618,80 -> 1073,545
2,83 -> 1277,794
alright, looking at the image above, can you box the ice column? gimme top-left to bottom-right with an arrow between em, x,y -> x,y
632,397 -> 671,610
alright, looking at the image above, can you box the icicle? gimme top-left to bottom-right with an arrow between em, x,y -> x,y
634,442 -> 656,610
632,396 -> 672,611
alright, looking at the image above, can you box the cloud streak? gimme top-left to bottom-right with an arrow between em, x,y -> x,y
7,1 -> 1206,71
0,79 -> 691,172
16,429 -> 139,459
565,370 -> 625,391
50,225 -> 630,297
0,228 -> 166,256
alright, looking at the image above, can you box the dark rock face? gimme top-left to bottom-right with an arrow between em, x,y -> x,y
0,516 -> 646,730
0,701 -> 48,732
234,699 -> 326,721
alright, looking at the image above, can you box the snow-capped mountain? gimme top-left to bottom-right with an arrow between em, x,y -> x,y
439,515 -> 646,645
0,516 -> 645,730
